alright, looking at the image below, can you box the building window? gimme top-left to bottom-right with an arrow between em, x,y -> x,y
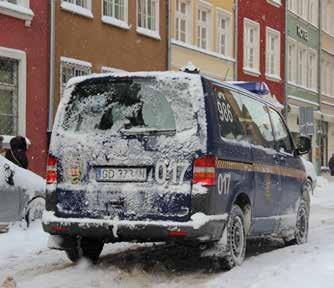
321,60 -> 327,94
63,0 -> 88,8
288,0 -> 297,13
61,0 -> 93,18
327,63 -> 332,95
102,0 -> 128,23
244,18 -> 260,74
216,10 -> 232,57
308,0 -> 318,26
297,0 -> 308,19
288,39 -> 297,83
175,0 -> 191,43
297,45 -> 307,87
60,57 -> 91,97
0,0 -> 28,6
266,27 -> 280,78
0,57 -> 18,136
137,0 -> 159,37
322,0 -> 334,35
308,49 -> 317,91
332,66 -> 334,95
0,0 -> 34,26
196,5 -> 211,50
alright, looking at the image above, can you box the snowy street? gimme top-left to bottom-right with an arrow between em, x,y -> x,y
1,179 -> 334,288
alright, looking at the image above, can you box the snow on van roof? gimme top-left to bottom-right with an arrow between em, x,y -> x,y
66,71 -> 201,88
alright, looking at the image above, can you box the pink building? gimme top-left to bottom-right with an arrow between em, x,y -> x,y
0,0 -> 49,177
237,0 -> 286,104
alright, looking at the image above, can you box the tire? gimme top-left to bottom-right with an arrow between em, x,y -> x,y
221,205 -> 247,270
305,178 -> 313,196
65,238 -> 104,264
25,197 -> 45,227
285,199 -> 309,246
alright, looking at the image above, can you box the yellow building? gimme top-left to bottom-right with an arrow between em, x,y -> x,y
170,0 -> 235,81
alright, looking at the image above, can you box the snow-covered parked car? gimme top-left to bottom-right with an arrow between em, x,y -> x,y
0,154 -> 45,231
301,158 -> 317,194
43,72 -> 311,269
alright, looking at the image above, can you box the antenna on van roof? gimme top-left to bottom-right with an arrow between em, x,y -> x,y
180,62 -> 200,74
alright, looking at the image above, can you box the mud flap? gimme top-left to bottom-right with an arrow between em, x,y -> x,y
200,225 -> 229,258
47,235 -> 77,251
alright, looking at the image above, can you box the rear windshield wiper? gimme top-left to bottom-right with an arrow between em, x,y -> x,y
120,127 -> 176,136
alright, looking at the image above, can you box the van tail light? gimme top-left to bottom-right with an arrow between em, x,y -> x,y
46,155 -> 58,185
192,156 -> 216,186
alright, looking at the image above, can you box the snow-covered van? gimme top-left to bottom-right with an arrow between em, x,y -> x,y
43,72 -> 311,268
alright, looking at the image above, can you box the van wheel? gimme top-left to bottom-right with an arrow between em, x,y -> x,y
285,200 -> 309,246
65,238 -> 104,264
221,205 -> 246,270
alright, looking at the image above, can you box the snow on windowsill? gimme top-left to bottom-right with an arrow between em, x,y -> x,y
322,93 -> 334,99
136,27 -> 161,40
266,0 -> 282,8
60,56 -> 92,68
0,1 -> 34,26
265,73 -> 282,82
288,82 -> 318,94
60,1 -> 93,19
171,39 -> 236,63
102,16 -> 130,30
243,67 -> 261,77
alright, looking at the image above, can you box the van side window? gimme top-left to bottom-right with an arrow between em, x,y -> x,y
214,87 -> 245,141
268,108 -> 294,154
239,96 -> 275,149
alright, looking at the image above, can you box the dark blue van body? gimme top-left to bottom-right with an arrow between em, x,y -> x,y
43,72 -> 309,265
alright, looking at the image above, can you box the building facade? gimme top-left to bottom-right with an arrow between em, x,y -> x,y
237,0 -> 285,104
50,0 -> 169,123
0,0 -> 49,176
286,0 -> 320,171
170,0 -> 236,81
320,0 -> 334,168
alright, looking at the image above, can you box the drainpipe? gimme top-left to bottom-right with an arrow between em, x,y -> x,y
48,0 -> 55,143
167,0 -> 171,70
284,0 -> 288,121
318,0 -> 322,108
318,0 -> 323,172
234,0 -> 238,80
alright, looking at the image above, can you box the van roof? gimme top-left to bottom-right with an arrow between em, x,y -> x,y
202,76 -> 284,112
65,71 -> 284,114
65,71 -> 201,88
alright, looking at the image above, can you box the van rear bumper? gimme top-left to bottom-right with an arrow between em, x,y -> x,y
42,211 -> 227,244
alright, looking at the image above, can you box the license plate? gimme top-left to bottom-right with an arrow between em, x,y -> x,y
96,167 -> 147,182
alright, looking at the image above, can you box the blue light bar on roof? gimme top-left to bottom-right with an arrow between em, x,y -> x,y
232,82 -> 270,96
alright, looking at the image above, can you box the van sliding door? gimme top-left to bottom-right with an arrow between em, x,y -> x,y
237,96 -> 282,235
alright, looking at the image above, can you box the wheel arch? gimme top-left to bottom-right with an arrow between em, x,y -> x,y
23,195 -> 46,224
231,192 -> 252,235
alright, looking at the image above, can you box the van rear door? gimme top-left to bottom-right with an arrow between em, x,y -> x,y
52,73 -> 207,222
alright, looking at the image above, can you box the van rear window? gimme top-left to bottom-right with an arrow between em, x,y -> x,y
62,78 -> 178,134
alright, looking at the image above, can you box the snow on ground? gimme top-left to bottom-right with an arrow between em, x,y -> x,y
1,178 -> 334,288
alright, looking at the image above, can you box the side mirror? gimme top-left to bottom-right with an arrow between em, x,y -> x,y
296,136 -> 311,155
